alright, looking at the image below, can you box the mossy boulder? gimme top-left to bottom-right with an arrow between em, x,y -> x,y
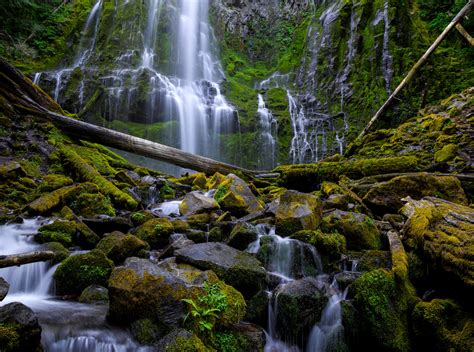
131,318 -> 167,345
130,211 -> 154,226
36,219 -> 100,249
38,174 -> 73,193
54,249 -> 114,296
273,277 -> 327,343
214,174 -> 263,216
79,284 -> 109,304
70,192 -> 116,217
179,191 -> 219,216
175,242 -> 266,298
96,231 -> 149,264
0,303 -> 42,352
227,223 -> 258,250
434,144 -> 458,163
412,298 -> 473,352
39,242 -> 69,264
320,181 -> 367,212
363,174 -> 468,214
275,190 -> 322,236
322,210 -> 381,251
401,197 -> 474,288
156,328 -> 207,352
357,250 -> 392,272
134,218 -> 174,249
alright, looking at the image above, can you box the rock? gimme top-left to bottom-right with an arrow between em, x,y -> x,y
96,231 -> 149,264
401,197 -> 474,288
321,210 -> 381,251
39,242 -> 69,264
131,319 -> 167,346
179,191 -> 219,216
0,302 -> 42,352
320,181 -> 368,213
0,161 -> 25,180
79,284 -> 109,303
159,234 -> 194,259
54,249 -> 114,295
227,222 -> 258,250
334,271 -> 361,290
273,277 -> 327,342
214,174 -> 263,216
156,328 -> 207,352
134,218 -> 174,249
175,242 -> 266,298
226,323 -> 266,352
363,173 -> 468,215
245,291 -> 269,326
275,190 -> 322,236
81,216 -> 132,235
108,257 -> 244,329
357,250 -> 392,272
130,211 -> 154,226
0,277 -> 9,301
36,219 -> 100,249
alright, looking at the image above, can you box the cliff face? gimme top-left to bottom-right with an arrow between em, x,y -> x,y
10,0 -> 473,168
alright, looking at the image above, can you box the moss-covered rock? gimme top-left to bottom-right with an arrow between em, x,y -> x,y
38,174 -> 73,193
227,223 -> 258,251
214,174 -> 263,216
134,218 -> 174,249
156,328 -> 207,352
179,191 -> 219,216
275,190 -> 322,236
79,284 -> 109,304
96,231 -> 149,264
130,211 -> 154,226
70,192 -> 116,217
36,219 -> 100,249
322,210 -> 381,251
412,298 -> 473,352
320,181 -> 367,213
401,197 -> 474,288
54,249 -> 114,296
363,173 -> 468,214
357,250 -> 392,272
131,318 -> 167,346
40,241 -> 69,264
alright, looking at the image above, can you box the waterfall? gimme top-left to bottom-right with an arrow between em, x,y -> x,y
141,0 -> 162,68
382,0 -> 393,94
74,0 -> 102,67
257,94 -> 278,169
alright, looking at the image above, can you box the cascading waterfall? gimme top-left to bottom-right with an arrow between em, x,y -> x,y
257,94 -> 278,169
0,220 -> 151,351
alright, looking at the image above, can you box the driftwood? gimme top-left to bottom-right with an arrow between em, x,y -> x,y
0,57 -> 264,177
0,251 -> 55,268
351,1 -> 474,148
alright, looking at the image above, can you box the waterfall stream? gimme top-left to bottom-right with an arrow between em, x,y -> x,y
0,219 -> 150,351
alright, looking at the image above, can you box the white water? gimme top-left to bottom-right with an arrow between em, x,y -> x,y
152,200 -> 182,217
257,94 -> 278,169
74,0 -> 102,67
0,219 -> 150,351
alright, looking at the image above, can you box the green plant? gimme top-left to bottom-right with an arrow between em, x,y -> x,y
182,282 -> 229,336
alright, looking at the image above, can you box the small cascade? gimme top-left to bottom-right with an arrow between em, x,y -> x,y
306,279 -> 348,352
257,94 -> 278,169
73,0 -> 102,67
381,0 -> 393,94
152,200 -> 182,217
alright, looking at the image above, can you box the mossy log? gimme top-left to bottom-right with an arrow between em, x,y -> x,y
0,250 -> 55,268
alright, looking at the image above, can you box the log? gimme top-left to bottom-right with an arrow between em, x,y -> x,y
350,1 -> 474,149
0,251 -> 56,268
0,57 -> 263,177
456,23 -> 474,45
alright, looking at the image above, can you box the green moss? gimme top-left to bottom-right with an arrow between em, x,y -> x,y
96,232 -> 149,264
38,174 -> 73,193
42,241 -> 69,263
70,192 -> 116,217
0,324 -> 20,351
160,183 -> 176,200
130,211 -> 154,226
37,219 -> 99,249
434,143 -> 458,163
134,218 -> 174,249
54,249 -> 114,295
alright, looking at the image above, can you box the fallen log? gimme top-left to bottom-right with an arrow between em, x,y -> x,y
0,251 -> 56,268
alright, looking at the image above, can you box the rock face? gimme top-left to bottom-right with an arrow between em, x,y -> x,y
275,190 -> 322,236
322,210 -> 381,251
0,302 -> 42,352
96,231 -> 149,264
274,277 -> 327,342
179,191 -> 219,216
0,277 -> 9,301
363,174 -> 468,214
214,174 -> 263,216
175,242 -> 266,298
402,197 -> 474,288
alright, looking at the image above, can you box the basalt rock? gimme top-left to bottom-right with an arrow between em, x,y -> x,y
179,191 -> 219,216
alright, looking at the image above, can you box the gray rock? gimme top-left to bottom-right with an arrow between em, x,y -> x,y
175,242 -> 266,298
79,284 -> 109,303
214,174 -> 263,216
179,191 -> 219,216
0,302 -> 42,351
0,277 -> 9,301
227,222 -> 258,250
156,328 -> 206,351
334,271 -> 361,290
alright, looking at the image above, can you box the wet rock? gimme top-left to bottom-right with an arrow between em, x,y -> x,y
275,190 -> 322,236
96,231 -> 149,264
156,328 -> 207,352
320,181 -> 368,213
175,242 -> 266,298
131,318 -> 167,346
363,173 -> 468,215
79,284 -> 109,303
82,216 -> 132,235
402,197 -> 474,288
214,174 -> 263,216
159,234 -> 194,259
134,218 -> 174,249
0,302 -> 42,352
227,222 -> 258,250
0,161 -> 25,180
273,277 -> 327,342
245,290 -> 269,326
357,250 -> 392,272
36,219 -> 100,249
334,271 -> 361,290
0,277 -> 9,301
322,210 -> 381,251
179,191 -> 219,216
39,242 -> 69,264
227,323 -> 266,352
54,249 -> 114,295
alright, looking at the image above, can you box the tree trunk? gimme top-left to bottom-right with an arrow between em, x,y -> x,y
0,251 -> 56,268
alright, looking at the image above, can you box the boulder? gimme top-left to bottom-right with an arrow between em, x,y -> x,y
0,277 -> 9,301
79,284 -> 109,303
320,181 -> 368,213
273,277 -> 327,342
159,234 -> 194,259
214,174 -> 263,216
0,302 -> 42,352
275,190 -> 322,236
401,197 -> 474,288
175,242 -> 266,298
334,271 -> 361,290
36,219 -> 100,249
363,173 -> 468,214
227,223 -> 258,250
156,328 -> 207,352
134,218 -> 174,249
179,191 -> 219,216
82,216 -> 132,235
96,231 -> 149,264
321,210 -> 381,251
54,249 -> 114,295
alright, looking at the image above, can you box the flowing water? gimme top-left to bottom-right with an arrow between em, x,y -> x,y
257,94 -> 278,169
0,219 -> 150,351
